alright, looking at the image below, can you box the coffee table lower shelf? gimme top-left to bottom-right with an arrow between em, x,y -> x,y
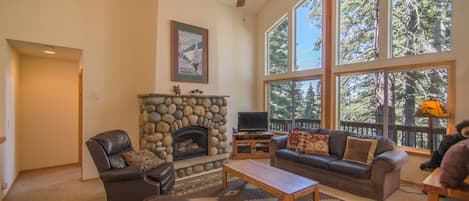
222,159 -> 319,201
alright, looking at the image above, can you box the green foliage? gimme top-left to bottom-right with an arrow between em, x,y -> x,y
267,17 -> 288,75
392,0 -> 452,57
269,80 -> 321,122
338,0 -> 378,64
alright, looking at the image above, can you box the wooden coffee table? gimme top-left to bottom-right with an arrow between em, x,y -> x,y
222,159 -> 319,201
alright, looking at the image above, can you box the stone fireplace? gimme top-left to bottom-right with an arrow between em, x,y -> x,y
138,94 -> 229,179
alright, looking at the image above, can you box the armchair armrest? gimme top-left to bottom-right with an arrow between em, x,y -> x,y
100,165 -> 144,182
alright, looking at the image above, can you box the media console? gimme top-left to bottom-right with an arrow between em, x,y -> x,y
231,132 -> 274,160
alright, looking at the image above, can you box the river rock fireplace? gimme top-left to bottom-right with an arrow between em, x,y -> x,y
138,94 -> 229,163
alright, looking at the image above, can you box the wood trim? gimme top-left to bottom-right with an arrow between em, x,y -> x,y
398,146 -> 430,157
400,180 -> 424,190
446,62 -> 456,134
323,0 -> 332,129
81,177 -> 100,182
333,60 -> 455,76
0,136 -> 6,144
20,163 -> 80,173
78,68 -> 83,174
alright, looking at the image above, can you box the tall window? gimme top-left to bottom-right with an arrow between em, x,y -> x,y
268,79 -> 321,132
267,17 -> 288,75
295,0 -> 322,70
391,0 -> 452,58
338,67 -> 449,149
338,0 -> 378,64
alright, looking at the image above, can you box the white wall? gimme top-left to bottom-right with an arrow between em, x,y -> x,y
0,0 -> 256,183
0,46 -> 19,198
17,55 -> 78,170
256,0 -> 469,183
0,0 -> 158,180
155,0 -> 257,148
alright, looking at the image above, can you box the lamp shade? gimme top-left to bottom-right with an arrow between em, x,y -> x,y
415,99 -> 449,118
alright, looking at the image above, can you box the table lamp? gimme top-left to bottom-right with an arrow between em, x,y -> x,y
415,99 -> 449,152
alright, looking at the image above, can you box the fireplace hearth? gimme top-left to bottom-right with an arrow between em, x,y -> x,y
172,126 -> 208,161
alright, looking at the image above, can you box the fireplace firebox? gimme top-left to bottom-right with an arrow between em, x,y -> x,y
172,126 -> 208,161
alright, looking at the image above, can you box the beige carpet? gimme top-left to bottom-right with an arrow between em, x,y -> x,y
2,165 -> 461,201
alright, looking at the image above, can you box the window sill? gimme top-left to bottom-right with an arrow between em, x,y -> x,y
0,136 -> 6,144
398,146 -> 430,157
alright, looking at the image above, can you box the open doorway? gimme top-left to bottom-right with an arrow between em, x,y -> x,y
7,39 -> 83,178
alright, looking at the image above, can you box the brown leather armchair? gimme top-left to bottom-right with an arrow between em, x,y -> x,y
86,130 -> 176,201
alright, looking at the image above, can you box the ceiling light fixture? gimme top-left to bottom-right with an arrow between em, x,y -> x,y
43,50 -> 56,54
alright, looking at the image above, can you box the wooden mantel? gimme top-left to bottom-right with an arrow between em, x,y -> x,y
0,136 -> 6,144
138,93 -> 229,98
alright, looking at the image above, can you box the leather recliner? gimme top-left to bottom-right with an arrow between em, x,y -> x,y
86,130 -> 176,201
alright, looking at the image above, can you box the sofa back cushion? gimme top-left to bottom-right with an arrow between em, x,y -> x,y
303,134 -> 330,156
343,136 -> 378,165
328,130 -> 352,157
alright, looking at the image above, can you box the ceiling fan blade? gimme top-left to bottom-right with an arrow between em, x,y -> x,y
236,0 -> 246,7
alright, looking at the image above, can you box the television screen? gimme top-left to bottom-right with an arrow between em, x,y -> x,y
237,112 -> 268,132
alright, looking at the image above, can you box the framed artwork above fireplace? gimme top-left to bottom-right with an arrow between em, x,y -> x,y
171,20 -> 209,83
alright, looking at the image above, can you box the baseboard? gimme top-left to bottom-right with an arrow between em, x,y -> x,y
400,179 -> 424,190
1,172 -> 19,201
20,163 -> 79,173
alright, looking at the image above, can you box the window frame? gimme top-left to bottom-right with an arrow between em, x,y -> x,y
261,0 -> 454,152
264,76 -> 324,132
333,60 -> 456,145
265,14 -> 289,76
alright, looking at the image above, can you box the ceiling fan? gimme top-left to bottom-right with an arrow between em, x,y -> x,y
236,0 -> 246,7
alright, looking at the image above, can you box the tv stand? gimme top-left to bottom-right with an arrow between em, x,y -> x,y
232,132 -> 273,160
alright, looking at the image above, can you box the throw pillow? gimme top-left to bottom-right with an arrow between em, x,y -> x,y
343,136 -> 378,165
303,134 -> 329,156
287,130 -> 307,152
122,150 -> 166,171
440,139 -> 469,188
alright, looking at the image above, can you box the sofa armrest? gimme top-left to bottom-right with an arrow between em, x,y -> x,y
373,149 -> 408,171
271,135 -> 288,149
100,165 -> 144,182
370,149 -> 408,183
270,135 -> 288,166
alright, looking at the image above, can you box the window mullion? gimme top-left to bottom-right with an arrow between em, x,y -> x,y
383,72 -> 389,138
380,0 -> 390,60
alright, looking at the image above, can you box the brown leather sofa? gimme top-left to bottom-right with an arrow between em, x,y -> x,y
270,128 -> 408,201
86,130 -> 176,201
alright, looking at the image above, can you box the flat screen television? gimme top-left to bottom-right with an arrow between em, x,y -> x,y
237,112 -> 268,133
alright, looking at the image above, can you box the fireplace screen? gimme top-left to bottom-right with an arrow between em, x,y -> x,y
172,126 -> 208,161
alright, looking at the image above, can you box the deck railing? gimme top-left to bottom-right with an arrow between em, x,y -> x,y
269,118 -> 446,150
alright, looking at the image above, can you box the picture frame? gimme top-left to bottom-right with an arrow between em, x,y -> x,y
171,20 -> 209,83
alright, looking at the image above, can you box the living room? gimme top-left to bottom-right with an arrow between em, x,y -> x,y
1,0 -> 468,201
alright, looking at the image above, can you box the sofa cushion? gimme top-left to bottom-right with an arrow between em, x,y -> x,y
303,134 -> 330,156
276,149 -> 301,161
343,136 -> 378,165
287,131 -> 308,152
328,130 -> 351,157
298,154 -> 340,169
328,160 -> 371,179
351,134 -> 395,156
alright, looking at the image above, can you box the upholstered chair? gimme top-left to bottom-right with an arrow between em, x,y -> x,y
86,130 -> 176,201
